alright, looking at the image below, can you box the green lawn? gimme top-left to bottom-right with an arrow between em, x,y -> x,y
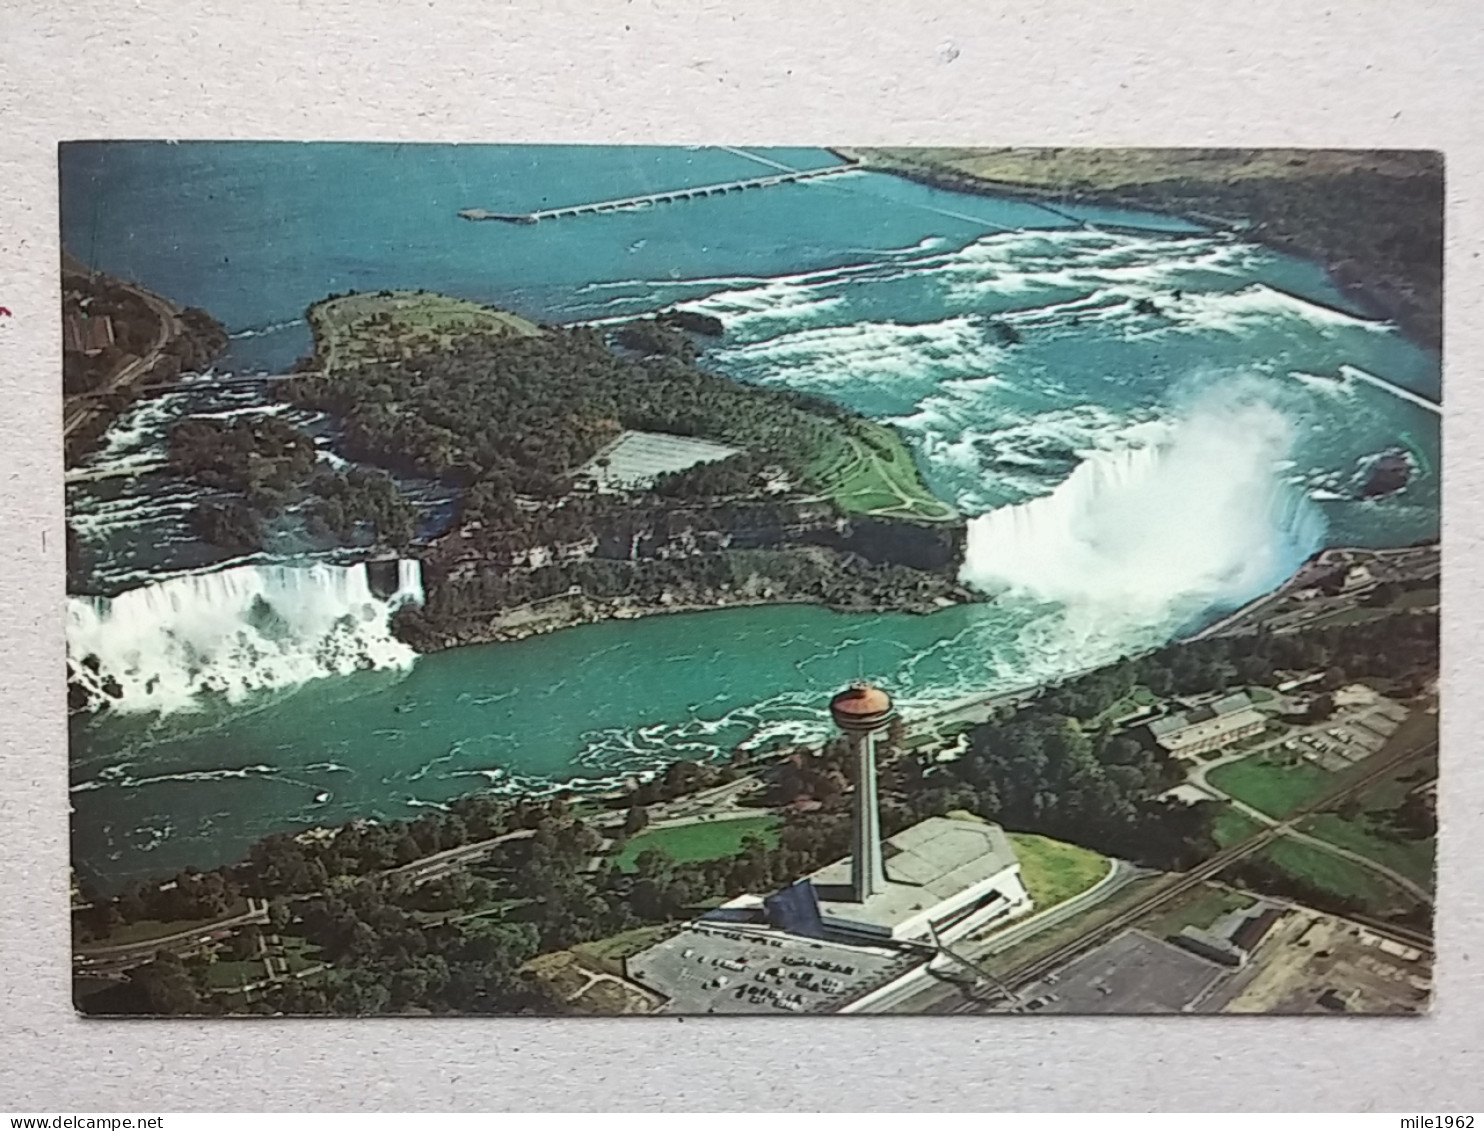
1256,838 -> 1418,914
204,958 -> 267,991
1208,752 -> 1334,819
311,290 -> 540,373
278,936 -> 326,975
1296,752 -> 1437,893
1213,804 -> 1266,849
809,421 -> 957,522
1301,814 -> 1435,894
613,815 -> 781,872
571,923 -> 677,970
1138,884 -> 1255,939
1006,832 -> 1110,910
1394,585 -> 1439,609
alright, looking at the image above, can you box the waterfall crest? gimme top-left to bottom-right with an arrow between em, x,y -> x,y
961,396 -> 1326,635
68,559 -> 425,714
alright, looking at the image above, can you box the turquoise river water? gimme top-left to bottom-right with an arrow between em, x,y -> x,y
61,144 -> 1440,889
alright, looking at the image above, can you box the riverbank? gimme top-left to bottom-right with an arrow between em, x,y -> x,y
395,559 -> 980,652
62,252 -> 229,465
841,148 -> 1442,351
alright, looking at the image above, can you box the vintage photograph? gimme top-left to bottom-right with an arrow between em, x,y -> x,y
63,144 -> 1440,1016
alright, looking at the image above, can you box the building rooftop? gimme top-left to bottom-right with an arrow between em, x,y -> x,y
809,816 -> 1020,934
573,429 -> 740,491
1154,708 -> 1267,753
831,682 -> 892,718
830,682 -> 894,730
1148,689 -> 1264,752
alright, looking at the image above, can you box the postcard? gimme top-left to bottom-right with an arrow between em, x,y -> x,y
63,144 -> 1439,1016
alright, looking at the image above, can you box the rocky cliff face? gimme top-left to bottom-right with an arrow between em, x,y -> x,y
399,498 -> 974,653
583,500 -> 965,575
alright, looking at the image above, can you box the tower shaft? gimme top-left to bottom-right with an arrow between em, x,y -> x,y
850,728 -> 887,901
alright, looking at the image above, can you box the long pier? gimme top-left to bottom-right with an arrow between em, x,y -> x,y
459,164 -> 857,224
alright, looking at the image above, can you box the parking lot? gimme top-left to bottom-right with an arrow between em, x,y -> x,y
625,922 -> 915,1014
1283,702 -> 1407,772
1014,931 -> 1229,1014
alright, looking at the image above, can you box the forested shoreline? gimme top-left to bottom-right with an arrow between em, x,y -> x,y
851,148 -> 1444,350
61,262 -> 230,465
75,609 -> 1437,1016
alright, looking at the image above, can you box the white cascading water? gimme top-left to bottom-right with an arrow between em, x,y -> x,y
67,559 -> 425,714
960,393 -> 1327,640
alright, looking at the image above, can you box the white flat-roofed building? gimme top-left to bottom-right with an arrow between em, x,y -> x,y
1146,690 -> 1267,758
1150,707 -> 1267,757
573,430 -> 741,491
806,816 -> 1033,945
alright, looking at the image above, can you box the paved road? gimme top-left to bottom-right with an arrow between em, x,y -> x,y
74,898 -> 269,966
382,826 -> 536,881
62,267 -> 182,442
866,858 -> 1143,1014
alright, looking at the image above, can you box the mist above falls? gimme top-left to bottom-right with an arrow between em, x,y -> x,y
961,391 -> 1327,641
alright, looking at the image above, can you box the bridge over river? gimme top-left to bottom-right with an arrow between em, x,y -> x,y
459,163 -> 857,224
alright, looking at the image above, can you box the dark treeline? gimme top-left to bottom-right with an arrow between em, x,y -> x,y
651,453 -> 772,499
62,265 -> 229,463
167,416 -> 418,553
62,284 -> 226,397
170,415 -> 317,494
655,309 -> 725,337
394,549 -> 967,649
77,789 -> 858,1016
613,318 -> 699,363
933,611 -> 1439,870
283,322 -> 850,495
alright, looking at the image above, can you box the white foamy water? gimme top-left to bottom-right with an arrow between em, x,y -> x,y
961,391 -> 1328,640
713,314 -> 1004,395
67,559 -> 425,714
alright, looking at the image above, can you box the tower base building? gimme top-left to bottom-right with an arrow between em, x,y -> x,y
782,816 -> 1033,947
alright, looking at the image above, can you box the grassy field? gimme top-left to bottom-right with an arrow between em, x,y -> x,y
1394,585 -> 1440,610
1302,813 -> 1434,894
1255,838 -> 1418,914
1208,752 -> 1334,819
809,420 -> 956,522
204,957 -> 267,991
1006,832 -> 1110,910
1137,883 -> 1255,940
1298,753 -> 1436,893
278,936 -> 325,975
1213,804 -> 1266,849
310,291 -> 541,373
613,815 -> 781,872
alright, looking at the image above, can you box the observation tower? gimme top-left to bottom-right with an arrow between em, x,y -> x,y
829,681 -> 895,903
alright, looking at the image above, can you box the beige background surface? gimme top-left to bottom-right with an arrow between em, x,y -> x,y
1,0 -> 1480,1111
